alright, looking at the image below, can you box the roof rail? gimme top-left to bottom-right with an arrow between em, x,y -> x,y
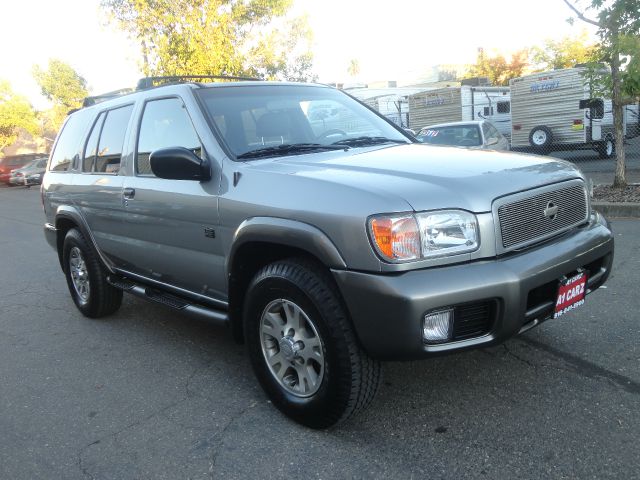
78,75 -> 260,111
82,88 -> 134,107
136,75 -> 261,90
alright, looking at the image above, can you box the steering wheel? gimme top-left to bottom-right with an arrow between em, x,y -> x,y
316,129 -> 348,141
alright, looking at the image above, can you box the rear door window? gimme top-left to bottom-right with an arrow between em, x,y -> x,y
94,105 -> 134,174
82,112 -> 106,172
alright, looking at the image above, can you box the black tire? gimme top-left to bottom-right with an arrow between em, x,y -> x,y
529,125 -> 553,154
62,228 -> 122,318
597,136 -> 615,159
244,258 -> 381,429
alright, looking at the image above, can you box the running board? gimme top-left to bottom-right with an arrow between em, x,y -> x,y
107,275 -> 229,327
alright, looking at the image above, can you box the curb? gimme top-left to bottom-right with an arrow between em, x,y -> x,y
592,202 -> 640,218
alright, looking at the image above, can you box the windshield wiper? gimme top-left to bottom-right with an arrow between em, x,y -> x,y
330,136 -> 408,147
236,143 -> 347,159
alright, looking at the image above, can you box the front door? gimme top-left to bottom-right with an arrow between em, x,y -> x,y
120,96 -> 225,302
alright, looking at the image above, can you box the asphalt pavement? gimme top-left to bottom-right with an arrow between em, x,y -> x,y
1,187 -> 639,480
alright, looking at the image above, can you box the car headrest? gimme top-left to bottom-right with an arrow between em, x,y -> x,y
256,111 -> 292,139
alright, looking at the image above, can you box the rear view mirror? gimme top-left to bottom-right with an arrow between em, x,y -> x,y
150,147 -> 211,181
486,137 -> 499,146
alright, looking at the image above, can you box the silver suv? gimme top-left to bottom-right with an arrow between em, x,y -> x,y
42,78 -> 614,428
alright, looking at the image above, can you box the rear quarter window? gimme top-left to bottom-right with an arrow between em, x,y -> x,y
49,110 -> 92,172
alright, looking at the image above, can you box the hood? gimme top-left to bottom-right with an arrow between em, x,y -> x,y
248,144 -> 584,213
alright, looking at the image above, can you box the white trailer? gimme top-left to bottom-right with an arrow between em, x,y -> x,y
509,67 -> 640,158
348,87 -> 436,128
408,86 -> 512,138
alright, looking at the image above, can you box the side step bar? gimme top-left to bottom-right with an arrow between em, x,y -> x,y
107,275 -> 229,327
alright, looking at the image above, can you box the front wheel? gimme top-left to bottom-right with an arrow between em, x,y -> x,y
244,259 -> 381,428
62,228 -> 122,318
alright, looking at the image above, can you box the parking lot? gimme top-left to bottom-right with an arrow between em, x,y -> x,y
1,185 -> 639,479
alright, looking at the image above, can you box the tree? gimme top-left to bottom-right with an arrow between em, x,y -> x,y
247,15 -> 317,81
101,0 -> 315,81
563,0 -> 640,188
530,31 -> 597,70
32,59 -> 88,131
466,48 -> 529,86
0,80 -> 38,154
347,59 -> 361,78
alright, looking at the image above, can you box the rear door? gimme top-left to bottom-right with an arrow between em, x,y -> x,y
120,96 -> 225,302
72,104 -> 135,266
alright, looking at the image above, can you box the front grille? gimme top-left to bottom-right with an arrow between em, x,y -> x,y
452,301 -> 495,341
497,183 -> 588,250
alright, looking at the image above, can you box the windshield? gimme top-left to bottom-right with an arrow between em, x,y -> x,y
417,125 -> 482,147
196,84 -> 410,159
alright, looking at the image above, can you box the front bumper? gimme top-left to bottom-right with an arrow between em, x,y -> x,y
333,213 -> 614,360
44,223 -> 57,250
9,176 -> 26,185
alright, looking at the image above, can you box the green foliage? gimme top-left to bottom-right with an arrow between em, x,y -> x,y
466,48 -> 529,86
530,31 -> 597,70
247,15 -> 317,81
564,0 -> 640,187
101,0 -> 315,81
581,34 -> 640,102
0,80 -> 38,154
32,59 -> 88,130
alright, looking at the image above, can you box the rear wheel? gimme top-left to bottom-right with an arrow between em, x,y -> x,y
244,258 -> 381,428
597,136 -> 615,159
62,228 -> 122,318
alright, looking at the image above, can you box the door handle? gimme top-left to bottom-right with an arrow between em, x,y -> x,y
123,188 -> 135,199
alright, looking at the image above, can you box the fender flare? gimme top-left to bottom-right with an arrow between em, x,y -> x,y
54,205 -> 116,274
227,217 -> 347,277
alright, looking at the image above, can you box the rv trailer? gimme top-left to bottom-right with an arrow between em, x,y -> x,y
408,86 -> 512,138
348,87 -> 436,128
509,67 -> 640,157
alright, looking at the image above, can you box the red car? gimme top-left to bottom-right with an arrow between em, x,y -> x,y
0,154 -> 47,185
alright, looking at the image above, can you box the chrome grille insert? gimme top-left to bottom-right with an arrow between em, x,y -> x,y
495,181 -> 588,252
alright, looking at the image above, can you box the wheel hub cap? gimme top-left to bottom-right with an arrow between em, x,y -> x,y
69,247 -> 90,304
260,299 -> 325,397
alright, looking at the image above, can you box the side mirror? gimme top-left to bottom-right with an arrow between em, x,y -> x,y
150,147 -> 211,181
486,137 -> 499,146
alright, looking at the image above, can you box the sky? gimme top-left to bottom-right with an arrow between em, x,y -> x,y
1,0 -> 598,110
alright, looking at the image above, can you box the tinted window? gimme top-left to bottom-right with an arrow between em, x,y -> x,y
82,112 -> 105,172
95,105 -> 133,174
497,101 -> 510,114
417,125 -> 482,147
591,99 -> 604,120
137,98 -> 201,175
197,85 -> 408,158
486,123 -> 500,139
49,112 -> 90,171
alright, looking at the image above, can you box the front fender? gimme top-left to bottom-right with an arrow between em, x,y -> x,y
227,217 -> 347,276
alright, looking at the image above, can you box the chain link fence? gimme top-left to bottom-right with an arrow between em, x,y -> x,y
350,69 -> 640,185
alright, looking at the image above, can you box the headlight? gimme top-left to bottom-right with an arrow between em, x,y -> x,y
415,210 -> 478,259
369,210 -> 479,263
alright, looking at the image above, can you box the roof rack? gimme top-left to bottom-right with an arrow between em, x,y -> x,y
79,74 -> 260,111
82,88 -> 134,107
135,75 -> 261,90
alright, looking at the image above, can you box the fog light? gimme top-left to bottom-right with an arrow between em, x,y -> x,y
423,309 -> 454,343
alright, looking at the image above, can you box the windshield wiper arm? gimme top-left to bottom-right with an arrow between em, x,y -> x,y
236,143 -> 347,159
330,136 -> 408,147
